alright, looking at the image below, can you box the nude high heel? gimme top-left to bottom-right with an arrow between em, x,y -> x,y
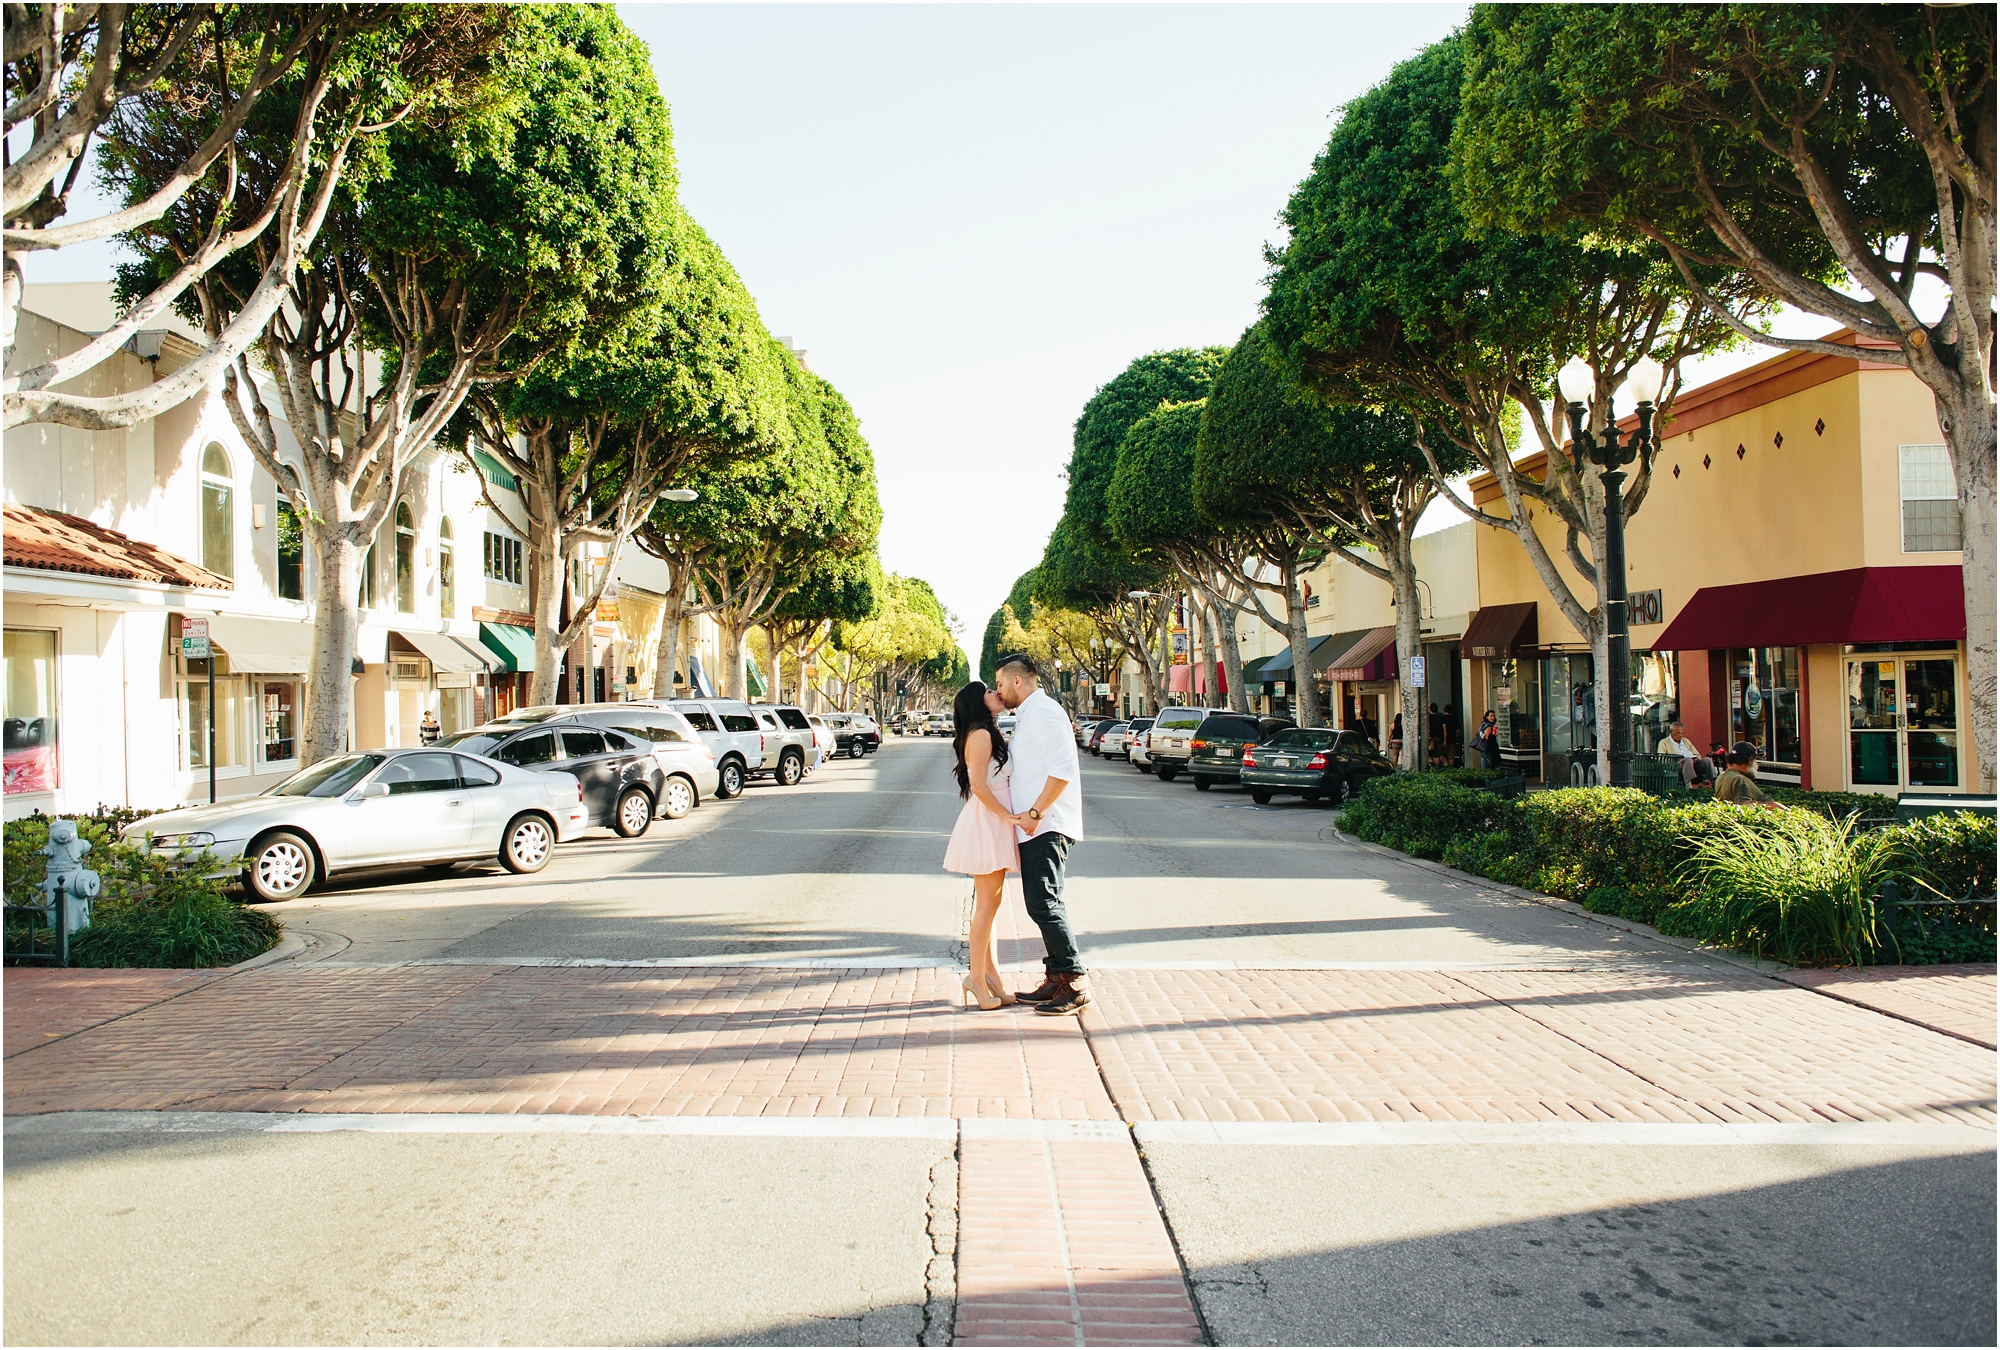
961,973 -> 1002,1011
983,971 -> 1017,1006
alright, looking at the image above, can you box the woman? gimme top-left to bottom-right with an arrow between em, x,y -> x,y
1475,709 -> 1501,770
943,681 -> 1020,1010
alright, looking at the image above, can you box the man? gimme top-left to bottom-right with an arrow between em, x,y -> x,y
1660,719 -> 1714,786
1714,741 -> 1783,809
993,652 -> 1089,1015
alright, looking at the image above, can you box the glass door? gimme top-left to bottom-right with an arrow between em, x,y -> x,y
1846,656 -> 1961,793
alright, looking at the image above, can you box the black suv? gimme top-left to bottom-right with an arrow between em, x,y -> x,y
436,708 -> 688,838
1186,714 -> 1297,790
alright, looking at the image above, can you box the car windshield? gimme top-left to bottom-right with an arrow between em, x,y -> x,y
1197,717 -> 1260,740
1270,729 -> 1337,750
432,730 -> 506,756
268,754 -> 385,798
1156,710 -> 1204,731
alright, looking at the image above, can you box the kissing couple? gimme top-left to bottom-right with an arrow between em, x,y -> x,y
941,653 -> 1088,1016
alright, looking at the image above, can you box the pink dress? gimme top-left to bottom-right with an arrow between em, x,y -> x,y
943,757 -> 1020,876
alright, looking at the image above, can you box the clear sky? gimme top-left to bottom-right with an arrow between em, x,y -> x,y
621,2 -> 1471,657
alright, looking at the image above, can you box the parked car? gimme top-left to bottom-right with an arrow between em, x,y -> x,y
1073,719 -> 1101,747
1087,721 -> 1124,756
821,712 -> 881,757
124,747 -> 590,902
664,698 -> 765,798
926,711 -> 954,737
807,714 -> 837,767
1099,721 -> 1133,757
1187,714 -> 1297,790
1123,717 -> 1155,769
450,705 -> 720,824
1241,727 -> 1394,806
1146,705 -> 1224,782
750,703 -> 821,784
436,710 -> 702,837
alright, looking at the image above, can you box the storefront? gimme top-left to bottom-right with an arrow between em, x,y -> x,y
1250,634 -> 1339,719
477,619 -> 536,718
1323,627 -> 1395,743
1656,565 -> 1968,793
194,615 -> 316,784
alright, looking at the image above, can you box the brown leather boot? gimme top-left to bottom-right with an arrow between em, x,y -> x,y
1034,972 -> 1091,1017
1014,973 -> 1061,1004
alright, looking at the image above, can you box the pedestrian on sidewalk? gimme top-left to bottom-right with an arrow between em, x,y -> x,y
994,652 -> 1090,1016
943,681 -> 1021,1011
1475,709 -> 1501,769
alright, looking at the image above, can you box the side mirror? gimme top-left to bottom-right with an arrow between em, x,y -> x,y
357,782 -> 391,800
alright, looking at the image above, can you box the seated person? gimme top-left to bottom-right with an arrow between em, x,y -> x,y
1713,742 -> 1783,809
1660,719 -> 1714,786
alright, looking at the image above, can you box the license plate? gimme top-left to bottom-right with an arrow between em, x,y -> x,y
1268,757 -> 1294,768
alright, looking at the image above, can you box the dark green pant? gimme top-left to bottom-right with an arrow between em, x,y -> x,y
1018,831 -> 1082,976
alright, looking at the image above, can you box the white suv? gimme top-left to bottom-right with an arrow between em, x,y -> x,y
1146,705 -> 1223,782
657,698 -> 766,799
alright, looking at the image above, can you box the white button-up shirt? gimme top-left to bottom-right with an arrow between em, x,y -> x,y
1007,688 -> 1084,842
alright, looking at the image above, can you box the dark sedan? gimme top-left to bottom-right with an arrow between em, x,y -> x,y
1188,714 -> 1296,790
1240,728 -> 1393,806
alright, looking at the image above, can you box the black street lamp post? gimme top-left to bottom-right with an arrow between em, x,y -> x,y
1555,355 -> 1663,790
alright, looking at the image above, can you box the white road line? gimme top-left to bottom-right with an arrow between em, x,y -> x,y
303,958 -> 1655,972
7,1111 -> 957,1141
1132,1120 -> 1997,1148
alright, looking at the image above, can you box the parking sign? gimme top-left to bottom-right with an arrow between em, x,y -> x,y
1409,655 -> 1426,688
180,616 -> 210,660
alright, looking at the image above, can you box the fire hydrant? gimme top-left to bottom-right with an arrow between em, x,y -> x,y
40,819 -> 102,934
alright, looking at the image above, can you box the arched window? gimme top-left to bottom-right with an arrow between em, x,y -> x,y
394,501 -> 416,613
438,518 -> 455,616
200,444 -> 234,581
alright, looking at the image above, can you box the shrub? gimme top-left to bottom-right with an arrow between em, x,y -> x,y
1875,812 -> 1997,965
4,811 -> 277,969
1762,787 -> 1899,826
1352,775 -> 1513,860
1672,810 -> 1893,966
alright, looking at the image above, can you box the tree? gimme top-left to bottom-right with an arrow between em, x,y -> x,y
472,209 -> 787,705
1265,35 -> 1747,768
1037,516 -> 1173,715
5,4 -> 478,429
1452,2 -> 1996,789
833,573 -> 954,716
765,550 -> 881,707
190,4 -> 675,763
1107,399 -> 1251,713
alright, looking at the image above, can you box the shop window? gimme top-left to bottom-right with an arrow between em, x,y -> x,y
1485,658 -> 1540,752
260,680 -> 297,764
1899,444 -> 1961,552
276,499 -> 304,601
438,518 -> 455,616
394,501 -> 416,613
3,629 -> 59,793
200,443 -> 234,582
1632,651 -> 1679,754
181,670 -> 247,772
483,530 -> 523,586
1727,646 -> 1802,767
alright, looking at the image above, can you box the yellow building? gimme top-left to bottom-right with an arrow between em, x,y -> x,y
1465,332 -> 1974,795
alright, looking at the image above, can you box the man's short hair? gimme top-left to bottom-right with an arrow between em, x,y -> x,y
1727,740 -> 1758,766
994,653 -> 1039,680
1670,719 -> 1685,729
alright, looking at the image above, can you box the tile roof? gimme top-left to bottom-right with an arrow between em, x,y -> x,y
3,502 -> 230,589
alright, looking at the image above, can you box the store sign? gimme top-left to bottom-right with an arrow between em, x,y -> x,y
1496,687 -> 1513,706
1274,681 -> 1288,696
179,616 -> 210,660
1094,682 -> 1111,696
1629,589 -> 1665,626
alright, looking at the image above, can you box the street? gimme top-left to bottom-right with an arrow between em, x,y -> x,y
6,738 -> 1995,1346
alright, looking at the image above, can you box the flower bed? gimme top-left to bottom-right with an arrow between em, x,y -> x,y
4,811 -> 279,968
1340,777 -> 1995,968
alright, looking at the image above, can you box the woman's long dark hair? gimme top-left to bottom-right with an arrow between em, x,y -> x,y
952,681 -> 1009,799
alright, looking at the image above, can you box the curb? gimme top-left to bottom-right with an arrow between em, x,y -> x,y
1325,826 -> 1783,978
230,929 -> 307,972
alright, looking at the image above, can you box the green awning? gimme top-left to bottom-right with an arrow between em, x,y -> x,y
745,651 -> 768,699
479,622 -> 535,672
472,448 -> 519,492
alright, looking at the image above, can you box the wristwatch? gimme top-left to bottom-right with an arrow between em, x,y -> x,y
1027,808 -> 1042,821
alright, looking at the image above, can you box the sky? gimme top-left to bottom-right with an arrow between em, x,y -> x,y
620,2 -> 1470,656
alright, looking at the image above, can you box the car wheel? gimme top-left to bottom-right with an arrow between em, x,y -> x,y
1156,765 -> 1178,782
776,750 -> 805,787
1194,776 -> 1212,792
1250,789 -> 1273,806
244,830 -> 315,902
500,813 -> 554,874
658,775 -> 697,820
716,758 -> 745,799
613,786 -> 654,838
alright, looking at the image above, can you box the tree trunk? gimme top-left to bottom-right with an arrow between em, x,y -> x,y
302,537 -> 360,765
651,584 -> 686,700
1283,565 -> 1323,728
528,543 -> 566,706
1197,600 -> 1220,709
1939,386 -> 1997,793
1211,590 -> 1250,714
719,618 -> 750,700
1391,559 -> 1424,771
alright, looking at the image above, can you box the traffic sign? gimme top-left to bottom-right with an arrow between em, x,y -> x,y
1409,655 -> 1426,688
180,616 -> 210,660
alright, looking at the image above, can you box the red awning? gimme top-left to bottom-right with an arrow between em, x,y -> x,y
1193,661 -> 1227,695
1168,664 -> 1193,693
1326,626 -> 1397,682
1654,566 -> 1964,650
1462,603 -> 1538,659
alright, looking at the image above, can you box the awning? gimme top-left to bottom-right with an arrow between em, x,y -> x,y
206,615 -> 315,673
1168,664 -> 1193,693
1326,626 -> 1397,682
746,651 -> 768,700
1239,653 -> 1284,684
1655,566 -> 1965,650
690,652 -> 716,697
396,629 -> 491,675
1194,661 -> 1227,696
1254,634 -> 1342,682
1462,603 -> 1539,659
479,622 -> 536,672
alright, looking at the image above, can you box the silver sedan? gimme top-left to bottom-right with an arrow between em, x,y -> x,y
122,748 -> 590,903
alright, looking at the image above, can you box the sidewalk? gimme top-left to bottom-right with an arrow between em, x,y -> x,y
1777,963 -> 1997,1049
